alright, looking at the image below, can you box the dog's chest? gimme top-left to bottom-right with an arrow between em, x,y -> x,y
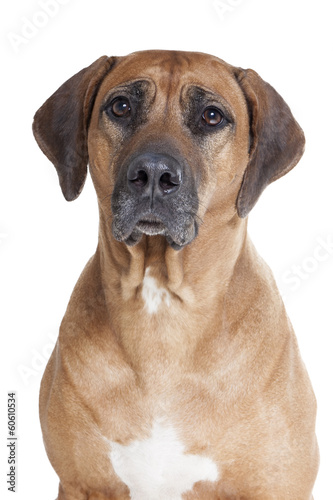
108,268 -> 219,497
109,420 -> 218,499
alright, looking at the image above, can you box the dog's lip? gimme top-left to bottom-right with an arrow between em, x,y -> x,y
139,215 -> 162,222
135,215 -> 166,234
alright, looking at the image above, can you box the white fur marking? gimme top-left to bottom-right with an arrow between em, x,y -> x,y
110,421 -> 218,500
141,267 -> 171,314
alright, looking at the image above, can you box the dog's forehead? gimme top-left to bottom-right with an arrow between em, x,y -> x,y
99,50 -> 240,100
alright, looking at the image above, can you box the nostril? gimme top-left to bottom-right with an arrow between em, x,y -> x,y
129,169 -> 148,188
127,154 -> 183,196
159,172 -> 180,193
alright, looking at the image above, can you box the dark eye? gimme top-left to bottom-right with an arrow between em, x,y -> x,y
202,107 -> 225,126
110,96 -> 131,118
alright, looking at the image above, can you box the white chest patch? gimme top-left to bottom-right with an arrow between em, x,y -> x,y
141,267 -> 171,314
110,421 -> 218,500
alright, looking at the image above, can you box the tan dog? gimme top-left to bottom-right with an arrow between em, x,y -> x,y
33,50 -> 319,500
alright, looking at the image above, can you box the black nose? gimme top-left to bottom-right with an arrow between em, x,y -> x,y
127,153 -> 182,197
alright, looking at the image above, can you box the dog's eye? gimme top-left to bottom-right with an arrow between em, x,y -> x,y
202,107 -> 225,126
110,97 -> 131,118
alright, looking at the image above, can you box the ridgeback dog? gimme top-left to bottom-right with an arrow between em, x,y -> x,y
33,50 -> 319,500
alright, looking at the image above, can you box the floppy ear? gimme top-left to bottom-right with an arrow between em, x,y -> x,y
33,56 -> 113,201
234,68 -> 305,218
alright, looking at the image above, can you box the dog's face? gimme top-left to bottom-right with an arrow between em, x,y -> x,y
33,50 -> 305,250
89,51 -> 250,249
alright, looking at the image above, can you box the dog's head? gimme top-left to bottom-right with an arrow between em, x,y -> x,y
33,50 -> 304,250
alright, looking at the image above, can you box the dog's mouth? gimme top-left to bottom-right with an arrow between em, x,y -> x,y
112,204 -> 198,250
135,215 -> 166,236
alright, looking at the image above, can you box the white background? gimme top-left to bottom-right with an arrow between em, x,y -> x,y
1,0 -> 332,498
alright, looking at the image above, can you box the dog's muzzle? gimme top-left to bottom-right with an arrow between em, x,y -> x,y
111,152 -> 199,250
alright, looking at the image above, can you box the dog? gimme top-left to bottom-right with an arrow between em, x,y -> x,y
33,50 -> 319,500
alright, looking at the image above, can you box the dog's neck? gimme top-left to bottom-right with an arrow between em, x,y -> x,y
96,209 -> 248,307
91,209 -> 248,371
